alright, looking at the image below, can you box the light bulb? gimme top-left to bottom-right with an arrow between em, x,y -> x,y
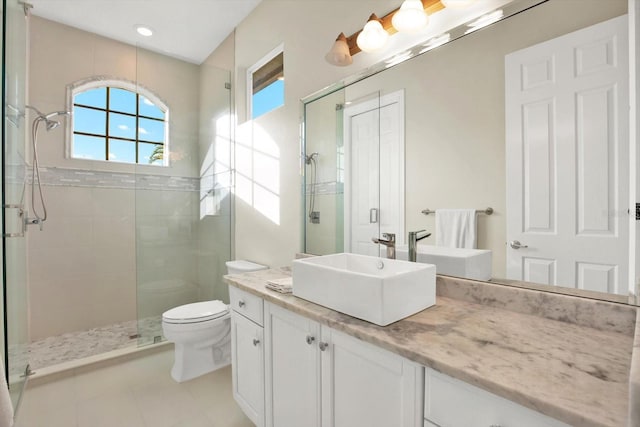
441,0 -> 477,9
356,14 -> 389,53
325,33 -> 353,66
392,0 -> 428,33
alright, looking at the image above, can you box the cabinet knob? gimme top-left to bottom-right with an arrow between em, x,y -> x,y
306,335 -> 315,345
319,342 -> 329,351
253,338 -> 260,346
238,300 -> 246,307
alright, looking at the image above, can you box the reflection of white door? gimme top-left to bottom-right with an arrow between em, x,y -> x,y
505,16 -> 629,294
344,92 -> 405,256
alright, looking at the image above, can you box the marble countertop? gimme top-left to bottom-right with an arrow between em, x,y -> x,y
225,269 -> 636,427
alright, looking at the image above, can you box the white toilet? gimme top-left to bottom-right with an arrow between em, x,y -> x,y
162,260 -> 267,382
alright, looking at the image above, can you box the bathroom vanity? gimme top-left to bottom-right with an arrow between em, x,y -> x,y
226,269 -> 636,427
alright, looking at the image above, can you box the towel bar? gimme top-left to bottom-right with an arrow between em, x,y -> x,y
421,207 -> 494,216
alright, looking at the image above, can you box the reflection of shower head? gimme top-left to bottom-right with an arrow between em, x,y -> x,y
305,152 -> 319,165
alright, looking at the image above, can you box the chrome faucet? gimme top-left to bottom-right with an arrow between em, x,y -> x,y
408,230 -> 431,262
372,233 -> 396,259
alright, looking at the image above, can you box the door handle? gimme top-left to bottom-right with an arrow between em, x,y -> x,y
369,208 -> 378,224
306,335 -> 315,345
319,342 -> 329,351
509,240 -> 528,249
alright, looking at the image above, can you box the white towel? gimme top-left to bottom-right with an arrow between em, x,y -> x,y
0,359 -> 14,427
265,278 -> 293,294
435,209 -> 477,249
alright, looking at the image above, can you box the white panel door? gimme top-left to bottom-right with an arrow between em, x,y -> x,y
264,303 -> 321,427
344,91 -> 405,255
348,106 -> 380,256
505,16 -> 629,294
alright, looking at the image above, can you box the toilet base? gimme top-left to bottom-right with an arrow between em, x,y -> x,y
170,335 -> 231,382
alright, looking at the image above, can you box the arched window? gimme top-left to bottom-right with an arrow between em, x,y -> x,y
67,78 -> 169,165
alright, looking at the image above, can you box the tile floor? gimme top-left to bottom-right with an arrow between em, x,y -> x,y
15,347 -> 254,427
25,317 -> 163,370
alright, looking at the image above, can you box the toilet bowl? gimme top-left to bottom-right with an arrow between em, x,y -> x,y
162,300 -> 231,382
162,260 -> 267,382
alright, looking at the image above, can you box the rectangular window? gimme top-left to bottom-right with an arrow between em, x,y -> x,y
248,46 -> 284,120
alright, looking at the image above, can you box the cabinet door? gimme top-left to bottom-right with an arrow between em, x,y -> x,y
265,303 -> 321,427
231,311 -> 264,427
321,328 -> 423,427
424,367 -> 569,427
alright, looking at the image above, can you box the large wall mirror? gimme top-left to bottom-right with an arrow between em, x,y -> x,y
303,0 -> 635,304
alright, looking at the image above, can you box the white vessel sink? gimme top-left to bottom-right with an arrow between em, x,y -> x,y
292,253 -> 436,326
394,245 -> 492,281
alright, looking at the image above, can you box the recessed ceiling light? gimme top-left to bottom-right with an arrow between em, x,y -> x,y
135,25 -> 153,37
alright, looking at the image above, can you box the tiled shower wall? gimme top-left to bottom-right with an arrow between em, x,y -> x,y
27,17 -> 232,341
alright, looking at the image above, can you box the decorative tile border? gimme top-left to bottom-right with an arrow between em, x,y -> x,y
305,181 -> 343,196
16,166 -> 200,192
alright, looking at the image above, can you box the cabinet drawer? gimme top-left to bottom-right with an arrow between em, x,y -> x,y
424,368 -> 568,427
230,286 -> 264,326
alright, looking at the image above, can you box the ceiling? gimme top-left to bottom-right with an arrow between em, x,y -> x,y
28,0 -> 262,64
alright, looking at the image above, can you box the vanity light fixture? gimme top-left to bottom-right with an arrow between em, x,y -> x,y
441,0 -> 477,9
357,14 -> 389,53
135,25 -> 153,37
465,9 -> 504,34
392,0 -> 429,33
419,33 -> 451,54
325,33 -> 353,66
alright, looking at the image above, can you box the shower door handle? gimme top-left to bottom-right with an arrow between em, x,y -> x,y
369,208 -> 378,224
3,204 -> 25,238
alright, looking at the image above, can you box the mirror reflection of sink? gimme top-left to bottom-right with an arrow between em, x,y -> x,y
292,253 -> 436,326
393,245 -> 492,281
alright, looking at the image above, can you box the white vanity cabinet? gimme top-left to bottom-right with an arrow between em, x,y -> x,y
264,302 -> 423,427
424,368 -> 569,427
230,287 -> 265,427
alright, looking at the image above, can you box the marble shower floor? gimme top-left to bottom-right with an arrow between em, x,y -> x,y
25,316 -> 163,371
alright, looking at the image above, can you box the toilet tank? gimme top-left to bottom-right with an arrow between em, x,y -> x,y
225,260 -> 268,275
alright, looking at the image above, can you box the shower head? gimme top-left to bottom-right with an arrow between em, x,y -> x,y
44,111 -> 71,119
45,119 -> 60,131
305,152 -> 319,165
41,111 -> 70,132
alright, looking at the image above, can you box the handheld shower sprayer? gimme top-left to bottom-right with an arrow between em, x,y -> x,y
305,152 -> 320,223
24,106 -> 71,230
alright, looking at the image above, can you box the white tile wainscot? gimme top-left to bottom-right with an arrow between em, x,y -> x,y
225,269 -> 636,427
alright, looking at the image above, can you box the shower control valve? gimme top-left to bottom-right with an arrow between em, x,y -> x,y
26,217 -> 44,231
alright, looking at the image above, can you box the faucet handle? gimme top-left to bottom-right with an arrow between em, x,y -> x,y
409,230 -> 431,241
382,232 -> 395,242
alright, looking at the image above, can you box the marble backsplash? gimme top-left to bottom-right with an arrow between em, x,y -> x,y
436,275 -> 637,336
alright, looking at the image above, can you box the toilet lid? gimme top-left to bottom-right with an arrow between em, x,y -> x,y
162,300 -> 229,324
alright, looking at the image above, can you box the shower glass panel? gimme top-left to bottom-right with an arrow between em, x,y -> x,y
2,0 -> 30,410
134,46 -> 233,345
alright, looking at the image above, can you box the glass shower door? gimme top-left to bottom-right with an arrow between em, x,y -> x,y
2,0 -> 30,411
